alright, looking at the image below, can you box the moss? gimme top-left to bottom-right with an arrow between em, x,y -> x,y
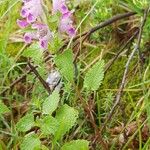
6,42 -> 24,56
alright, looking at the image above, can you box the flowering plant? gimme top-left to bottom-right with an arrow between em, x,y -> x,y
17,0 -> 76,49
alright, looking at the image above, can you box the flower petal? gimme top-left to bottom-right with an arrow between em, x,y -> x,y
27,13 -> 36,23
17,19 -> 29,28
24,33 -> 33,43
67,27 -> 75,37
39,39 -> 48,49
20,7 -> 29,18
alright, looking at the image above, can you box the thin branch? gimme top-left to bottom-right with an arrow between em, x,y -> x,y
101,8 -> 149,132
0,53 -> 53,96
85,12 -> 137,40
60,11 -> 137,51
73,12 -> 137,62
28,62 -> 51,94
105,30 -> 139,72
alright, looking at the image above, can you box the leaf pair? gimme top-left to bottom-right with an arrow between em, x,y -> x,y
16,90 -> 82,149
55,49 -> 105,92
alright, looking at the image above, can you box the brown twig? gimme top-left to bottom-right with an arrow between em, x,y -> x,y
0,53 -> 52,96
84,12 -> 137,40
60,11 -> 137,52
73,11 -> 137,62
101,8 -> 149,132
28,62 -> 51,94
104,30 -> 139,72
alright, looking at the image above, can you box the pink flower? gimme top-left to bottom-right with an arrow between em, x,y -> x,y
52,0 -> 76,37
17,19 -> 29,28
52,0 -> 68,14
17,0 -> 53,49
24,23 -> 53,49
17,0 -> 76,48
33,24 -> 53,49
59,12 -> 75,37
18,0 -> 43,26
24,32 -> 37,43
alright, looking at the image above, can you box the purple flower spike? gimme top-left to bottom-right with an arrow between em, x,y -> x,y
52,0 -> 69,14
20,0 -> 43,24
17,19 -> 29,28
17,0 -> 54,49
17,0 -> 76,48
52,0 -> 76,36
23,23 -> 53,49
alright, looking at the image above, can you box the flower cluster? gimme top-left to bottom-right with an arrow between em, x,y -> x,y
17,0 -> 75,49
17,0 -> 52,49
52,0 -> 75,37
17,0 -> 43,28
24,23 -> 53,49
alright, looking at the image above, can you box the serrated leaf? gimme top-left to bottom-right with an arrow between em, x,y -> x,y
16,114 -> 34,132
22,43 -> 43,64
54,104 -> 78,141
39,116 -> 59,135
84,60 -> 104,91
55,49 -> 74,82
61,140 -> 89,150
0,101 -> 9,114
42,90 -> 60,115
20,133 -> 41,150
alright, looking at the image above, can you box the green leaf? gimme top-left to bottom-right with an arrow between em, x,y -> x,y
55,49 -> 74,82
39,116 -> 59,135
20,133 -> 41,150
61,140 -> 89,150
22,43 -> 43,64
0,101 -> 9,114
54,104 -> 79,141
84,60 -> 104,91
48,34 -> 63,53
16,114 -> 34,132
41,145 -> 49,150
42,90 -> 60,115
